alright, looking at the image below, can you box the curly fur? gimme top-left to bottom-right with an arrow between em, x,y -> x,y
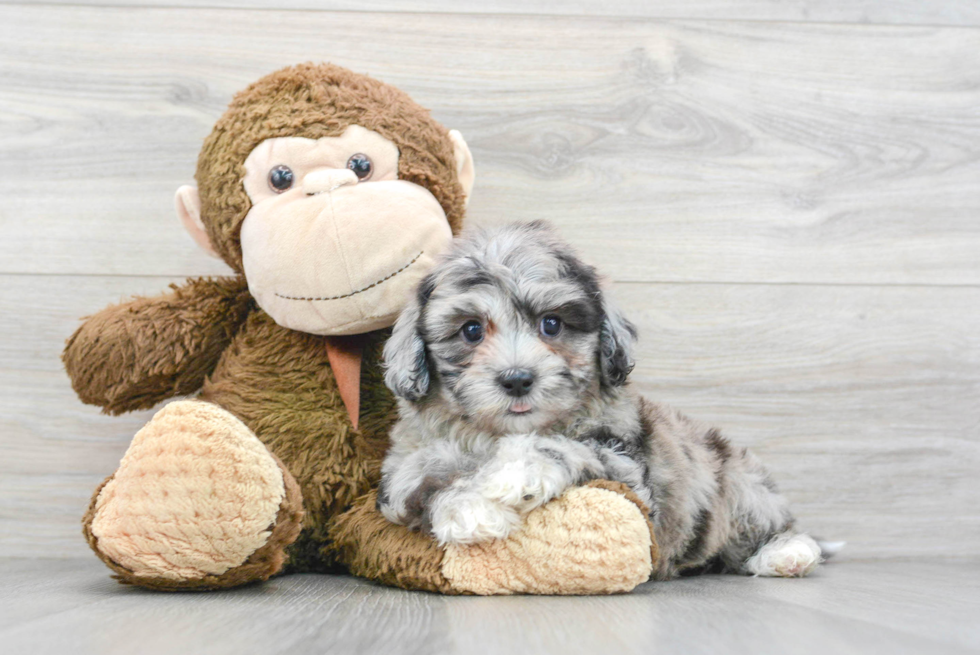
65,65 -> 659,594
379,221 -> 824,579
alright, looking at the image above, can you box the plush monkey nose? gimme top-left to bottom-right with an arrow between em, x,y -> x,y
304,168 -> 358,195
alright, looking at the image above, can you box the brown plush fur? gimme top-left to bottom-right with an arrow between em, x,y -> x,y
63,277 -> 253,415
65,63 -> 656,593
65,63 -> 468,591
329,488 -> 457,594
196,62 -> 467,271
198,314 -> 397,574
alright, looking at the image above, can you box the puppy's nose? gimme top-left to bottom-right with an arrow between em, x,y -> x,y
304,168 -> 358,195
498,369 -> 535,397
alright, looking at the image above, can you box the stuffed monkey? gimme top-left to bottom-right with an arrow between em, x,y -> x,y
63,63 -> 657,594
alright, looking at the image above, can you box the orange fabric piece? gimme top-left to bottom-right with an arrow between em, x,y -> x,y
325,336 -> 365,430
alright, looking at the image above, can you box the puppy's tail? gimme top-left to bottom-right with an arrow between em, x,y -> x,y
815,538 -> 846,560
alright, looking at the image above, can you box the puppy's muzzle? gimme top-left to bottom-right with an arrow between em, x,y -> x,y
497,369 -> 535,398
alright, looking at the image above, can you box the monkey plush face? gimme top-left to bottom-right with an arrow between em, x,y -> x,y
238,125 -> 454,334
175,63 -> 475,336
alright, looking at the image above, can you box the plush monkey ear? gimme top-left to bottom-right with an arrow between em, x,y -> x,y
175,185 -> 220,259
598,291 -> 637,388
448,130 -> 476,206
383,280 -> 433,401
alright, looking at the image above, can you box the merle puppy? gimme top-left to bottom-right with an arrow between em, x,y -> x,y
378,221 -> 827,578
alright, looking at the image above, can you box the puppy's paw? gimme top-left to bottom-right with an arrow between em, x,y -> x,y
743,533 -> 822,578
430,493 -> 519,545
480,456 -> 572,514
480,461 -> 550,512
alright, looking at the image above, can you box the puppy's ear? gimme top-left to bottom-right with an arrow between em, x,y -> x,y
598,291 -> 637,388
383,276 -> 434,401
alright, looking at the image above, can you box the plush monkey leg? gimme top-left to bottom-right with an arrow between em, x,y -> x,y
330,480 -> 657,595
441,480 -> 658,595
83,400 -> 304,591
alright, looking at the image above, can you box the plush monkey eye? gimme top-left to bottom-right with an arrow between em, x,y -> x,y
460,320 -> 484,344
346,153 -> 373,181
268,165 -> 294,193
539,315 -> 563,337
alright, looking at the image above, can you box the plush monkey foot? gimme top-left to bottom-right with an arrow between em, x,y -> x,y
83,400 -> 303,591
441,480 -> 657,595
332,480 -> 657,595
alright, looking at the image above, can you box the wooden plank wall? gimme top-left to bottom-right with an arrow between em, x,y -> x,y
1,2 -> 977,560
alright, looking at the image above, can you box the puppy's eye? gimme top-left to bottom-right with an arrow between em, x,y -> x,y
539,315 -> 562,337
460,320 -> 484,344
268,165 -> 294,192
346,153 -> 373,181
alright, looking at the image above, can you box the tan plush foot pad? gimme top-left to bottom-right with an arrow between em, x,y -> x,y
441,481 -> 656,595
86,400 -> 298,587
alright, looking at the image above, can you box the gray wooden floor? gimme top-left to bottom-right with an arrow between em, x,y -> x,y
1,558 -> 977,655
0,0 -> 979,648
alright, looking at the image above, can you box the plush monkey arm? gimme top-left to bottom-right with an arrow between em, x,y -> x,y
63,276 -> 253,415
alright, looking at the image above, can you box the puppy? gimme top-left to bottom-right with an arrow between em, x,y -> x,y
378,221 -> 826,579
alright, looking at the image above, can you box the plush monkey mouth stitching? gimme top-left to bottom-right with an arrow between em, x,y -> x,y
275,251 -> 424,302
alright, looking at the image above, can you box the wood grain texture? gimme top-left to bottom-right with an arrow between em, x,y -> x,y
2,275 -> 977,559
0,4 -> 977,565
1,558 -> 978,654
5,0 -> 980,27
1,6 -> 979,283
